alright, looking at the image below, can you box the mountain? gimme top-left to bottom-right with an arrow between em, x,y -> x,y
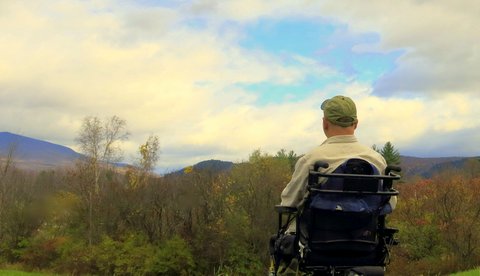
179,156 -> 477,179
399,156 -> 475,178
0,132 -> 81,170
0,131 -> 477,177
167,159 -> 234,176
193,159 -> 234,172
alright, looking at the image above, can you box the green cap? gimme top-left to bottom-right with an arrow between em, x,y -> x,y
321,95 -> 358,127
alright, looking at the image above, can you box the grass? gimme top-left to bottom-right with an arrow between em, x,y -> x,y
0,268 -> 478,276
451,268 -> 480,276
0,271 -> 49,276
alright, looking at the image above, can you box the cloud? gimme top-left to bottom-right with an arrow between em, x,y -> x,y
1,0 -> 479,172
317,0 -> 480,96
0,0 -> 321,168
354,91 -> 480,157
190,0 -> 480,96
401,127 -> 480,158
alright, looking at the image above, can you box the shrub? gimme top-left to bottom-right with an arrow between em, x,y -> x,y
92,236 -> 120,275
113,234 -> 155,275
53,238 -> 95,275
19,237 -> 66,270
223,242 -> 264,275
145,235 -> 195,276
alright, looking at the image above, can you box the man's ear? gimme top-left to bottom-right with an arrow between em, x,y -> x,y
353,121 -> 358,130
323,117 -> 328,130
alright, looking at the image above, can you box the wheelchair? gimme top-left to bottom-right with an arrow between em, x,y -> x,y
270,159 -> 401,276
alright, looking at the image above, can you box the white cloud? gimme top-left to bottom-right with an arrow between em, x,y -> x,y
356,91 -> 480,157
317,0 -> 480,95
1,0 -> 479,172
0,0 -> 320,169
190,0 -> 480,95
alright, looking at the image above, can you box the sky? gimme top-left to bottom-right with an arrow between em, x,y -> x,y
1,0 -> 479,172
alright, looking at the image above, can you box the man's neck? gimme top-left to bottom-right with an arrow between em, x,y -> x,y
326,128 -> 355,138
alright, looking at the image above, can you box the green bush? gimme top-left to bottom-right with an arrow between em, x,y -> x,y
112,234 -> 155,275
92,236 -> 120,275
145,235 -> 195,276
398,221 -> 444,261
53,238 -> 95,275
223,242 -> 263,275
19,237 -> 66,270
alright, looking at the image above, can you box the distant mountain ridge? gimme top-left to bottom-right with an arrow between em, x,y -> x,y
0,132 -> 477,177
193,159 -> 234,172
167,159 -> 234,176
399,156 -> 471,178
0,132 -> 81,170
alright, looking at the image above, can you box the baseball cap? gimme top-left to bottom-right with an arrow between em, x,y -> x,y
321,95 -> 358,127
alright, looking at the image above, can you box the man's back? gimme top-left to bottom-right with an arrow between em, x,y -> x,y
281,134 -> 386,208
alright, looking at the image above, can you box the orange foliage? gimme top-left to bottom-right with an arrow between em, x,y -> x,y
389,170 -> 480,274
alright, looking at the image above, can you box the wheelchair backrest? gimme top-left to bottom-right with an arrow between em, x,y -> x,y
308,159 -> 389,214
299,159 -> 391,253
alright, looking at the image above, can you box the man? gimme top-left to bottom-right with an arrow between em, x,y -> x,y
281,95 -> 396,212
270,95 -> 396,275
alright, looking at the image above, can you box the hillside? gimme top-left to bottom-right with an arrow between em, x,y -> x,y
167,159 -> 234,176
0,131 -> 477,176
400,155 -> 474,178
0,132 -> 81,170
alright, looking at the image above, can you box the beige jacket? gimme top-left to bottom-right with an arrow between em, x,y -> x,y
281,135 -> 397,210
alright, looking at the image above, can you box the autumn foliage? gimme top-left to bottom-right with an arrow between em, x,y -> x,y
0,148 -> 293,275
1,142 -> 479,274
388,160 -> 480,275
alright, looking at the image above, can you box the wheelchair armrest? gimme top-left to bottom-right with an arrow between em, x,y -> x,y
382,227 -> 399,234
275,205 -> 298,214
381,227 -> 400,246
312,161 -> 329,171
386,165 -> 401,175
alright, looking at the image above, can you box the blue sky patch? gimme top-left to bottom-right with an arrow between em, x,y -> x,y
236,74 -> 339,105
240,18 -> 335,56
237,19 -> 402,105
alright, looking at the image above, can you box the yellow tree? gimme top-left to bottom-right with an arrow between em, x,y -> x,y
128,135 -> 160,189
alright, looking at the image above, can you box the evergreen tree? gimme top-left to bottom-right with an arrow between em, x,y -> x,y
275,149 -> 299,172
379,141 -> 401,166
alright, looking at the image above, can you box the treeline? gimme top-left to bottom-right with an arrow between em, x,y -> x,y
2,153 -> 479,275
0,144 -> 297,274
388,158 -> 480,275
1,116 -> 479,275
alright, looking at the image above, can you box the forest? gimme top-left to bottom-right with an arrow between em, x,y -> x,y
1,117 -> 480,275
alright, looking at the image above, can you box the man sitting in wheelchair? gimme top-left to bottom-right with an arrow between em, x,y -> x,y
270,96 -> 400,276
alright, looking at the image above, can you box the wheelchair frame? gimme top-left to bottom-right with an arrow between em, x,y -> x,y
272,161 -> 401,276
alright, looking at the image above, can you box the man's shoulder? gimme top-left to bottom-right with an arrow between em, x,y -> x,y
304,140 -> 386,171
360,149 -> 388,171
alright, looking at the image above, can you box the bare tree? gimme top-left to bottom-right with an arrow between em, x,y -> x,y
0,144 -> 16,240
75,115 -> 129,245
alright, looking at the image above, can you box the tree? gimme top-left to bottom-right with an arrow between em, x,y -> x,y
275,149 -> 299,172
139,136 -> 159,173
228,150 -> 292,267
463,157 -> 480,180
123,135 -> 162,241
126,135 -> 160,189
76,116 -> 129,170
0,145 -> 47,264
374,141 -> 401,166
75,115 -> 129,245
432,172 -> 480,267
0,144 -> 16,241
145,235 -> 195,275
